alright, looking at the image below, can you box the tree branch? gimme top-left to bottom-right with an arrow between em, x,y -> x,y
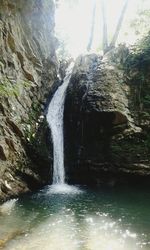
101,0 -> 108,53
109,0 -> 129,49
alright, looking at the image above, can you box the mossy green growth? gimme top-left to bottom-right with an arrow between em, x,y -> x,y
123,33 -> 150,112
0,78 -> 19,97
141,111 -> 150,119
0,78 -> 31,97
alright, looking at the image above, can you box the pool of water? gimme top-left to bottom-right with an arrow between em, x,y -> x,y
0,185 -> 150,250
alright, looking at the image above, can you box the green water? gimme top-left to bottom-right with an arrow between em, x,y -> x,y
0,185 -> 150,250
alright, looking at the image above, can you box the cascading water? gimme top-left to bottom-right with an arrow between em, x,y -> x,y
46,63 -> 74,187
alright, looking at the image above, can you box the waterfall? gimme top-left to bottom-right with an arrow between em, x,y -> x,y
47,63 -> 74,185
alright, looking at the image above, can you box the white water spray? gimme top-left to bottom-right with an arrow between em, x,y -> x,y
47,63 -> 74,185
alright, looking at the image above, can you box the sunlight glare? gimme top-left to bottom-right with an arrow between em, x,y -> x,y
55,0 -> 150,58
56,0 -> 93,57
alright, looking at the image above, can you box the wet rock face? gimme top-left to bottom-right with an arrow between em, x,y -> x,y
0,0 -> 57,200
64,54 -> 150,186
65,54 -> 132,126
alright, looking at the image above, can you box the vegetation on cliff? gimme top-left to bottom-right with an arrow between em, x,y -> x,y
124,33 -> 150,113
0,0 -> 57,200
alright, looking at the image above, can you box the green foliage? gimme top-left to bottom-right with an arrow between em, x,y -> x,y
124,33 -> 150,111
0,78 -> 31,98
0,78 -> 19,97
125,34 -> 150,71
23,80 -> 31,88
130,8 -> 150,38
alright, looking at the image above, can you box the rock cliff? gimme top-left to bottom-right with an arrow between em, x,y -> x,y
64,52 -> 150,186
1,1 -> 150,199
0,0 -> 57,200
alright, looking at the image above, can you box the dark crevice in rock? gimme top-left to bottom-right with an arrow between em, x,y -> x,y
0,145 -> 7,161
6,118 -> 23,138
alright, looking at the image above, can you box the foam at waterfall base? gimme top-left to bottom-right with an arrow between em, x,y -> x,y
0,198 -> 18,215
46,183 -> 82,195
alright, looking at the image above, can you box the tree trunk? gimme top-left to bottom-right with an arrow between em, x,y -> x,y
87,0 -> 96,52
109,0 -> 129,49
101,0 -> 108,53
